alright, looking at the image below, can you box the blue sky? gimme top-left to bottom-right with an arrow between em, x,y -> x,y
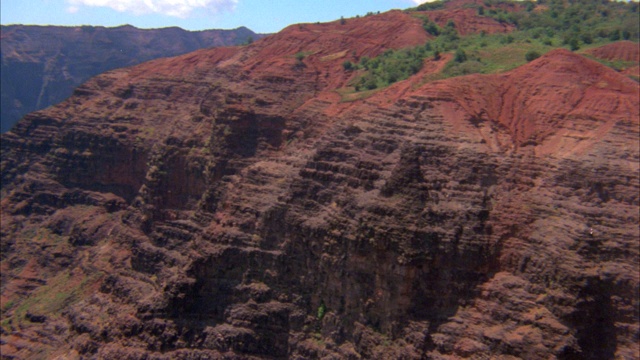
1,0 -> 431,34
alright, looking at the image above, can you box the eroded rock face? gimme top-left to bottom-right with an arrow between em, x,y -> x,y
0,24 -> 264,133
1,9 -> 638,360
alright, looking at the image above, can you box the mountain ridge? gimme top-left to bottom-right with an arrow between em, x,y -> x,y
0,24 -> 266,132
1,1 -> 639,358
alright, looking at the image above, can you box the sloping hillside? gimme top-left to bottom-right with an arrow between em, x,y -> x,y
1,1 -> 638,359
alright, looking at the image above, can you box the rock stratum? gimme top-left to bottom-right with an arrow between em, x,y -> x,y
1,24 -> 264,133
1,8 -> 639,360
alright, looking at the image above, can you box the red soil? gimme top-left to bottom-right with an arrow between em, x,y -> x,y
420,8 -> 516,35
586,40 -> 640,62
410,49 -> 640,147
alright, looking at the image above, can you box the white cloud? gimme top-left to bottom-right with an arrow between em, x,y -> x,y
66,0 -> 237,18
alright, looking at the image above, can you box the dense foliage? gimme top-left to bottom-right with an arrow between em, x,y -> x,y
349,0 -> 639,92
353,48 -> 427,91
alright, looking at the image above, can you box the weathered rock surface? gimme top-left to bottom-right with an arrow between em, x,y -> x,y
0,24 -> 264,132
1,8 -> 638,360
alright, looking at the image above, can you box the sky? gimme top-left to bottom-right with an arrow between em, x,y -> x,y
1,0 -> 433,34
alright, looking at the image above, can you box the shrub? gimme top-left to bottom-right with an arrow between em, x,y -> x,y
317,301 -> 327,320
443,60 -> 484,77
423,20 -> 441,36
454,49 -> 468,63
343,61 -> 354,71
609,29 -> 621,41
525,50 -> 541,62
569,37 -> 580,51
580,32 -> 593,44
501,35 -> 515,44
360,56 -> 370,69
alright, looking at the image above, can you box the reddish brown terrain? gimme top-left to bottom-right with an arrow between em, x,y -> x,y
585,40 -> 640,78
586,40 -> 639,62
0,25 -> 264,133
1,6 -> 639,360
419,8 -> 515,36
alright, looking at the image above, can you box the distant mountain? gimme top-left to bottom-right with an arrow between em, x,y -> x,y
0,24 -> 265,132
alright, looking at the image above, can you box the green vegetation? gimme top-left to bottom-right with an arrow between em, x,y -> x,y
2,269 -> 103,332
415,1 -> 445,11
345,0 -> 639,93
525,50 -> 541,62
353,47 -> 426,91
317,301 -> 327,320
294,51 -> 313,69
295,52 -> 307,62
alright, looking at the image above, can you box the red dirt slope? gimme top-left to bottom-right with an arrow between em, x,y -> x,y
586,40 -> 639,62
409,49 -> 639,150
420,8 -> 515,35
131,10 -> 430,92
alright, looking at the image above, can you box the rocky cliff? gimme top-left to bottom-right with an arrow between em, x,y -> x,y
0,24 -> 263,132
1,6 -> 639,360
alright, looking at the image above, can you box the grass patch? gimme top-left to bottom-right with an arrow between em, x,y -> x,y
581,55 -> 638,72
336,85 -> 383,102
8,269 -> 103,330
321,50 -> 348,62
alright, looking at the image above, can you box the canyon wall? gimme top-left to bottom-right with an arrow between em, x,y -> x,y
1,9 -> 638,360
